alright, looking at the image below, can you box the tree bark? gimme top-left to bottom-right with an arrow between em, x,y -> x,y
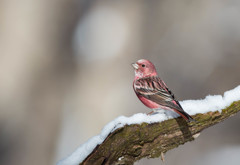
81,100 -> 240,165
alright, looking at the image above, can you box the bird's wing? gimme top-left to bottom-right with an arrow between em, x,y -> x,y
134,76 -> 183,111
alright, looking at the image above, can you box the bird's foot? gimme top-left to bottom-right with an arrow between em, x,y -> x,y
147,111 -> 154,115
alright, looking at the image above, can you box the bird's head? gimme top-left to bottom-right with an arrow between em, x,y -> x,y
132,59 -> 157,79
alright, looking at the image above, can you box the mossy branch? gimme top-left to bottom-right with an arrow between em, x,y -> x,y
80,100 -> 240,165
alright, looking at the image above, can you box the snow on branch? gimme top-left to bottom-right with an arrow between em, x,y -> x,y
58,85 -> 240,165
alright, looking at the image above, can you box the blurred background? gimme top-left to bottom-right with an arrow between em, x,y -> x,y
0,0 -> 240,165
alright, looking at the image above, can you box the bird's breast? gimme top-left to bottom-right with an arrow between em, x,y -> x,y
137,95 -> 159,109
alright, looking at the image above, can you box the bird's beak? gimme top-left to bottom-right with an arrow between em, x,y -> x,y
132,63 -> 139,70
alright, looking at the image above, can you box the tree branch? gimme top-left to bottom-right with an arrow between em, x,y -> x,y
81,100 -> 240,165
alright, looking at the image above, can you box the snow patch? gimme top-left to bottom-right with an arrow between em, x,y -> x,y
181,85 -> 240,114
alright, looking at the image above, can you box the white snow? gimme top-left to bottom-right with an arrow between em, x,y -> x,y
57,85 -> 240,165
181,85 -> 240,114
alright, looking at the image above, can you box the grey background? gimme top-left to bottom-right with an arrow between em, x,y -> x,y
0,0 -> 239,165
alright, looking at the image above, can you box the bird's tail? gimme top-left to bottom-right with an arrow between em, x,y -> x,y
173,109 -> 195,122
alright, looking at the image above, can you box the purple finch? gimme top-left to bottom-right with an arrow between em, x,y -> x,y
132,59 -> 194,122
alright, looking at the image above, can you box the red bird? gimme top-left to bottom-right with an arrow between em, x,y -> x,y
132,59 -> 194,122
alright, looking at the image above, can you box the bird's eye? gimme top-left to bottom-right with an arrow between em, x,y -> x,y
142,64 -> 145,67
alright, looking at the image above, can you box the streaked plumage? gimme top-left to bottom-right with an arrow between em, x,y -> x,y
132,59 -> 194,122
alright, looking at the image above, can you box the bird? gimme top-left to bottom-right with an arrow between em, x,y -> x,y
132,59 -> 194,122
